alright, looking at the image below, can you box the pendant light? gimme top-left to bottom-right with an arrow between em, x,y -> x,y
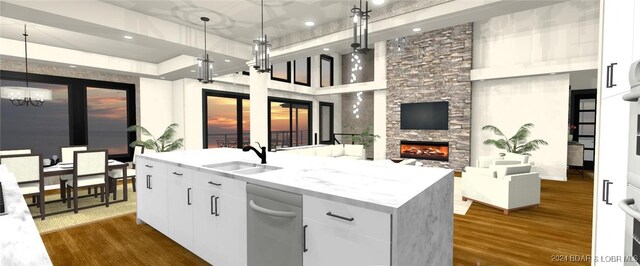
253,0 -> 271,73
0,25 -> 52,107
197,17 -> 215,83
350,0 -> 371,54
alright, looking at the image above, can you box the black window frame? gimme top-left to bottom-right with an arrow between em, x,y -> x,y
319,102 -> 334,144
267,97 -> 313,151
270,61 -> 291,83
201,89 -> 250,149
0,70 -> 136,162
293,57 -> 311,87
320,54 -> 334,87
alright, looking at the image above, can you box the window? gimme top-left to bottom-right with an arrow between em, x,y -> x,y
319,102 -> 334,144
0,80 -> 69,158
268,98 -> 311,150
294,57 -> 311,86
320,55 -> 334,87
202,90 -> 249,149
0,71 -> 135,161
271,61 -> 291,83
87,87 -> 129,155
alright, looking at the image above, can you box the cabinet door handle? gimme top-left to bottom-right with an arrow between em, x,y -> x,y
210,195 -> 216,215
187,188 -> 192,205
326,212 -> 354,222
173,172 -> 183,176
146,175 -> 150,189
303,225 -> 308,252
145,164 -> 153,168
214,196 -> 220,216
607,63 -> 618,88
208,181 -> 222,186
148,175 -> 152,189
603,180 -> 613,205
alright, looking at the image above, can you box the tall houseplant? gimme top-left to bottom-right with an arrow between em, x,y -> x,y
350,125 -> 380,149
127,123 -> 184,152
482,123 -> 548,155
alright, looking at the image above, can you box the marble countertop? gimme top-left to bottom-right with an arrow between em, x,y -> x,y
0,165 -> 52,266
140,148 -> 452,213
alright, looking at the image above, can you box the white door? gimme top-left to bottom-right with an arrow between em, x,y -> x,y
167,167 -> 194,251
594,0 -> 636,263
136,160 -> 168,235
192,183 -> 219,264
212,193 -> 247,266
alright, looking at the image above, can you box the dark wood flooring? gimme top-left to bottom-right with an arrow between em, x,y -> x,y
40,172 -> 593,265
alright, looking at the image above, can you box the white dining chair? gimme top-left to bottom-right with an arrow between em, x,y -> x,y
66,150 -> 109,213
59,146 -> 88,202
0,154 -> 57,219
0,149 -> 32,156
108,145 -> 144,199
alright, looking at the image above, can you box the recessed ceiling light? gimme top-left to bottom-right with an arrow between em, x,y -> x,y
550,72 -> 557,75
214,74 -> 219,76
69,65 -> 76,68
160,77 -> 166,79
124,35 -> 133,39
224,59 -> 231,63
323,48 -> 330,51
372,0 -> 385,5
305,21 -> 315,27
190,70 -> 196,73
412,28 -> 421,32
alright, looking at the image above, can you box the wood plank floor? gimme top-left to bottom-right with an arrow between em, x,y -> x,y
40,172 -> 593,265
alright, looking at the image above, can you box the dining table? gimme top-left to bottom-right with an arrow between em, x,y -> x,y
38,159 -> 129,219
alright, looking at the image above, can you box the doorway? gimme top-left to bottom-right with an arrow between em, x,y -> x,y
570,89 -> 597,170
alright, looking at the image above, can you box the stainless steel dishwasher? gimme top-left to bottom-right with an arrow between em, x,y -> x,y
247,183 -> 302,266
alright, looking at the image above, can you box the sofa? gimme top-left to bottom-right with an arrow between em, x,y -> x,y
277,144 -> 365,160
461,163 -> 540,215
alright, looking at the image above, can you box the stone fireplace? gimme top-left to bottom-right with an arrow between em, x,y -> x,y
385,23 -> 472,170
400,141 -> 449,161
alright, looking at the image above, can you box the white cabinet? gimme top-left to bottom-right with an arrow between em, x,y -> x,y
166,166 -> 194,251
193,172 -> 246,266
302,195 -> 391,266
594,0 -> 637,262
136,158 -> 168,235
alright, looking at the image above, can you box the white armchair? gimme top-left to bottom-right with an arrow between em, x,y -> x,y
461,164 -> 540,215
476,152 -> 534,168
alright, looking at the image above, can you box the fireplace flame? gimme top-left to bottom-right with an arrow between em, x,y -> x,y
400,143 -> 449,161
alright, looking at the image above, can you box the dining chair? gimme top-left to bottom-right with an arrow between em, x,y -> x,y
59,145 -> 88,202
0,154 -> 56,219
66,150 -> 109,213
108,145 -> 144,199
0,148 -> 32,156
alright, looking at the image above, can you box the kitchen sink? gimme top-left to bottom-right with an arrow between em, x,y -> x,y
202,161 -> 281,175
233,166 -> 281,175
202,161 -> 259,171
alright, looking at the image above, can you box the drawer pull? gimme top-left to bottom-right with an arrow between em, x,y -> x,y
187,188 -> 192,205
303,225 -> 309,252
214,196 -> 220,216
326,212 -> 354,222
173,172 -> 183,176
208,181 -> 222,186
210,195 -> 216,215
145,164 -> 153,168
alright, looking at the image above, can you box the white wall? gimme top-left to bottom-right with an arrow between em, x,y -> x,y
471,74 -> 570,180
570,69 -> 598,90
472,0 -> 599,80
139,78 -> 173,139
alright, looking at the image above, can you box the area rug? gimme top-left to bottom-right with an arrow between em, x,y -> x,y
30,185 -> 136,234
454,177 -> 472,215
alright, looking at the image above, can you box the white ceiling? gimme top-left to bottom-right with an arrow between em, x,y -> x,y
100,0 -> 372,44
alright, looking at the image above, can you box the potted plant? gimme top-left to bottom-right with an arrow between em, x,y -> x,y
127,123 -> 184,152
482,123 -> 548,156
351,125 -> 381,150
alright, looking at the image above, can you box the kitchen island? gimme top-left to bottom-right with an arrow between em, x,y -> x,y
137,148 -> 453,266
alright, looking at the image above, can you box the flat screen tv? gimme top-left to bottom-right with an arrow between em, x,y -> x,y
400,101 -> 449,130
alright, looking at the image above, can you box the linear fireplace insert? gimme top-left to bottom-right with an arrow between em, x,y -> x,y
400,141 -> 449,161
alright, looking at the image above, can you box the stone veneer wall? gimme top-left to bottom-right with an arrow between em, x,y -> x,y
386,24 -> 472,170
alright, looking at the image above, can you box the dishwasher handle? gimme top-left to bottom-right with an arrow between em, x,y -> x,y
249,200 -> 296,218
620,198 -> 640,220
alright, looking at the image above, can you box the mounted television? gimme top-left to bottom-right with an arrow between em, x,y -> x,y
400,101 -> 449,130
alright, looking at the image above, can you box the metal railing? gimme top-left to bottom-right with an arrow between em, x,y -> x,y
207,133 -> 250,148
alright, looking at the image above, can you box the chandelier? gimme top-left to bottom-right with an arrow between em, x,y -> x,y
0,25 -> 52,107
197,17 -> 215,84
253,0 -> 271,73
350,0 -> 371,54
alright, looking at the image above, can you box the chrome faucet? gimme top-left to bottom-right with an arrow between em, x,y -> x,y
243,142 -> 267,164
